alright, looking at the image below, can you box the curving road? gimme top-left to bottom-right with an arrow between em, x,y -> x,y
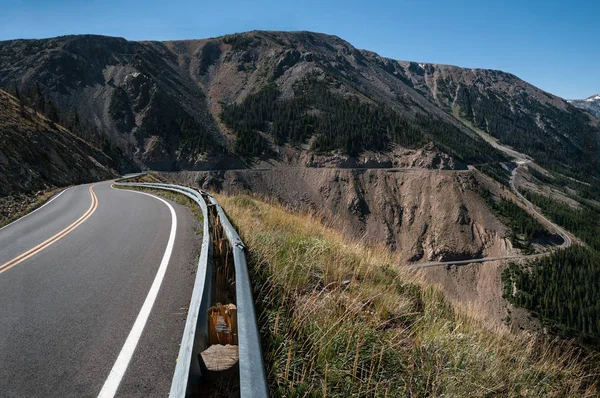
411,162 -> 572,269
509,160 -> 572,248
0,181 -> 200,397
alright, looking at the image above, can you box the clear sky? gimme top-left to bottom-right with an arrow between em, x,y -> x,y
1,0 -> 598,99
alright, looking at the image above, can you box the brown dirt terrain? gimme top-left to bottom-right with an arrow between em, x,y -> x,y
419,259 -> 542,329
160,168 -> 516,264
421,260 -> 509,323
159,167 -> 568,327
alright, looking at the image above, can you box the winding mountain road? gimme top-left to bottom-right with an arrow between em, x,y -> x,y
0,181 -> 200,397
510,160 -> 572,248
411,161 -> 572,269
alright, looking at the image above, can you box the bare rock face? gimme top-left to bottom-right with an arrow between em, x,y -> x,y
161,168 -> 514,263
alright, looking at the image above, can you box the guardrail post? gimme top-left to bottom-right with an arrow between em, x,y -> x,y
232,244 -> 269,398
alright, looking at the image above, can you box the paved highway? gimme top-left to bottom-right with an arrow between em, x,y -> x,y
412,253 -> 547,269
510,160 -> 572,248
0,181 -> 200,397
411,162 -> 572,270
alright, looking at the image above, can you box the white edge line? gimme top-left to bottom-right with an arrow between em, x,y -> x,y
98,187 -> 178,398
0,188 -> 69,232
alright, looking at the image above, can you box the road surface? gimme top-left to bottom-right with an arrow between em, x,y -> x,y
509,161 -> 572,248
0,181 -> 200,397
411,162 -> 572,269
411,253 -> 547,269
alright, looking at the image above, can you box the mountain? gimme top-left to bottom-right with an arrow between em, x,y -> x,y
0,31 -> 598,178
569,94 -> 600,118
391,63 -> 600,177
0,88 -> 118,196
193,31 -> 598,174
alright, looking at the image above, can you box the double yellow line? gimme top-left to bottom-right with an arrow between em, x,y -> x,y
0,185 -> 99,275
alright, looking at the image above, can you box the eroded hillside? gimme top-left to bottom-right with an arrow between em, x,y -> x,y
0,89 -> 117,196
161,168 -> 516,264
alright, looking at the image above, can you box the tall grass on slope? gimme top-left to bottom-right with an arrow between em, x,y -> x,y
215,194 -> 598,397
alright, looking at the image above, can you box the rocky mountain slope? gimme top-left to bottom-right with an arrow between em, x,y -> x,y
0,89 -> 117,196
0,35 -> 240,171
569,94 -> 600,118
391,62 -> 600,177
1,31 -> 597,176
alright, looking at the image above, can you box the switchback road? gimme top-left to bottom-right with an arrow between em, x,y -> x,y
411,162 -> 572,269
0,181 -> 200,397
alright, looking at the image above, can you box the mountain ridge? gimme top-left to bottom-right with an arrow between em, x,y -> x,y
569,93 -> 600,118
0,30 -> 597,178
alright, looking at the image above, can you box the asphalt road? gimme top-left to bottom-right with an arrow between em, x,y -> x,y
0,181 -> 201,397
510,161 -> 572,248
411,254 -> 547,269
411,162 -> 572,270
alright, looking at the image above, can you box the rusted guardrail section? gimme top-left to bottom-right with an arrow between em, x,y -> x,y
113,180 -> 268,398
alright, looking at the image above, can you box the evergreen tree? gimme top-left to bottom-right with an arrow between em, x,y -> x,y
220,73 -> 506,163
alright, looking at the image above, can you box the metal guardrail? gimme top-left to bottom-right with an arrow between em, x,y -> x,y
206,196 -> 269,398
113,180 -> 268,398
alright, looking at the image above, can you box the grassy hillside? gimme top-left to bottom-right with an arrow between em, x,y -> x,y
216,193 -> 598,397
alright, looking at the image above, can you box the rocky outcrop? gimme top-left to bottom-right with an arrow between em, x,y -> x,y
161,168 -> 514,263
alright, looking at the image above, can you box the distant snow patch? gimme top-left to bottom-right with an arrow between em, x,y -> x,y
585,94 -> 600,102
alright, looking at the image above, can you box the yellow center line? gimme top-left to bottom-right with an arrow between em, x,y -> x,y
0,185 -> 99,275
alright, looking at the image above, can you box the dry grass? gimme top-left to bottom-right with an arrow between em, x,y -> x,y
123,173 -> 165,184
216,193 -> 599,397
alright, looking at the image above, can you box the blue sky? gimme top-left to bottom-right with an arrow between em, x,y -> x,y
1,0 -> 598,99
